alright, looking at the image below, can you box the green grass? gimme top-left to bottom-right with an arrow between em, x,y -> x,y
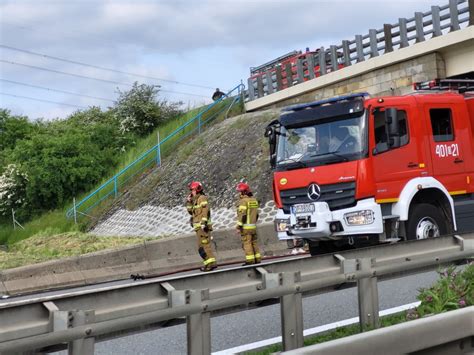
0,231 -> 158,270
0,210 -> 78,246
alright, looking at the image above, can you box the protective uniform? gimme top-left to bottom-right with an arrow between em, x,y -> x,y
186,182 -> 217,272
236,183 -> 261,265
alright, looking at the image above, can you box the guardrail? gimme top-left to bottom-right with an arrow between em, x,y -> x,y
246,0 -> 472,101
0,234 -> 473,354
66,83 -> 245,221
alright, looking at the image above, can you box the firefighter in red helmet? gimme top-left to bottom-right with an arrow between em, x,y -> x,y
186,181 -> 217,272
235,181 -> 261,265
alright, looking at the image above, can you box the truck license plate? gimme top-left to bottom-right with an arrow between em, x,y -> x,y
292,203 -> 315,214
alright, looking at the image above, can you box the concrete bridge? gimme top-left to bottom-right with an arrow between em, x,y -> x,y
245,0 -> 474,111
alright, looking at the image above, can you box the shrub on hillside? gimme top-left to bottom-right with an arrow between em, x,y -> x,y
114,82 -> 182,136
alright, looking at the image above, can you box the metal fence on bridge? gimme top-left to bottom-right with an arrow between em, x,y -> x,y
0,233 -> 473,354
247,0 -> 472,101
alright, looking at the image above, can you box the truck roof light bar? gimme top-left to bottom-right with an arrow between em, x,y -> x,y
281,92 -> 369,113
413,79 -> 474,93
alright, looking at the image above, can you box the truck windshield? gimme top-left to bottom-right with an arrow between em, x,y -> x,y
276,113 -> 366,169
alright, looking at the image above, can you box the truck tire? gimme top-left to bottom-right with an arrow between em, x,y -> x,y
406,203 -> 447,241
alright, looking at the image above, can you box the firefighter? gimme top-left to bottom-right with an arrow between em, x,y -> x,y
186,181 -> 217,272
235,182 -> 261,265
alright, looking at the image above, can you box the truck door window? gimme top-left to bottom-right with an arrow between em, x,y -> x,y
373,109 -> 408,154
430,109 -> 454,142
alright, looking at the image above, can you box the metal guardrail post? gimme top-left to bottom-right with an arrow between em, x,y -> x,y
431,6 -> 442,37
398,18 -> 409,48
306,54 -> 316,79
415,12 -> 426,42
357,258 -> 379,331
156,131 -> 162,167
355,36 -> 364,62
342,40 -> 351,66
369,29 -> 379,57
449,0 -> 461,31
266,71 -> 274,94
113,176 -> 118,198
318,47 -> 327,75
383,24 -> 393,53
198,113 -> 202,135
256,76 -> 264,98
68,310 -> 95,355
285,63 -> 293,88
276,65 -> 284,90
247,78 -> 255,101
470,0 -> 474,27
280,272 -> 304,351
330,45 -> 339,71
296,58 -> 305,84
187,290 -> 210,355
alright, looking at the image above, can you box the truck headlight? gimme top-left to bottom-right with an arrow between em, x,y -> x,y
344,210 -> 374,225
275,218 -> 290,232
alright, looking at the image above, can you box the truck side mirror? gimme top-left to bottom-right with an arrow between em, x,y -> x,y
385,108 -> 400,149
264,125 -> 277,168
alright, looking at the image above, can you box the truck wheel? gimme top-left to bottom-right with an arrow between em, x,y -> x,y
407,203 -> 447,241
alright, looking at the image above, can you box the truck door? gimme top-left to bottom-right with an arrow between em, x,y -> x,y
425,104 -> 468,192
371,105 -> 428,201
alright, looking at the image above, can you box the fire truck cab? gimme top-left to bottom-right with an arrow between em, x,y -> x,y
265,79 -> 474,255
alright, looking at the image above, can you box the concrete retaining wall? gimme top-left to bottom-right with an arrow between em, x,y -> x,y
0,223 -> 287,296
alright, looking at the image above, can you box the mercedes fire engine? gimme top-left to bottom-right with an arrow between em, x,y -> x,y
265,79 -> 474,255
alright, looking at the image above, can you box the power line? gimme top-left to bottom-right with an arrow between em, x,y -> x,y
1,59 -> 210,98
1,59 -> 133,86
0,92 -> 89,109
0,79 -> 115,103
0,44 -> 215,90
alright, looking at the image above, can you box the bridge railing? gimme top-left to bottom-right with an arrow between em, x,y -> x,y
66,83 -> 245,220
247,0 -> 472,101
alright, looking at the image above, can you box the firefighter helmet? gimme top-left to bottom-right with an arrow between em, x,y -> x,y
236,182 -> 251,193
189,181 -> 203,192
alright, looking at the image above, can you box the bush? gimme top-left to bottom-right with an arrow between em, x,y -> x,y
407,263 -> 474,319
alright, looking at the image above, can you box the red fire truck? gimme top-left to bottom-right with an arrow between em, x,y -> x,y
264,79 -> 474,255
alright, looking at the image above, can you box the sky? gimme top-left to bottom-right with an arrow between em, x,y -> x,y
0,0 -> 450,120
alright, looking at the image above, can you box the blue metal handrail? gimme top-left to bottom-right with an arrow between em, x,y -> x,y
66,83 -> 245,219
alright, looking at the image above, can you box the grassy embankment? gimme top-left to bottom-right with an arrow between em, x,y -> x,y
0,98 -> 242,268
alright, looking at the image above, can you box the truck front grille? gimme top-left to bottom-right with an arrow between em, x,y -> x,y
280,182 -> 356,213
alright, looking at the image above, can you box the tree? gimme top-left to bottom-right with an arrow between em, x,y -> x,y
0,109 -> 33,151
114,82 -> 182,136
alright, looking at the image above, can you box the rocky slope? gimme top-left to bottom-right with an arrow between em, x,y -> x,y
91,109 -> 280,237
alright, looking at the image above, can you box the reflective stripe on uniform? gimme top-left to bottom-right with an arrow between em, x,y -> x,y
255,253 -> 261,259
243,224 -> 257,230
238,205 -> 247,212
200,201 -> 208,207
246,255 -> 255,260
203,257 -> 216,265
236,221 -> 243,226
247,201 -> 259,208
201,217 -> 208,222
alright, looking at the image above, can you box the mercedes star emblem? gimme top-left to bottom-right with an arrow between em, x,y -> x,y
307,183 -> 321,201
